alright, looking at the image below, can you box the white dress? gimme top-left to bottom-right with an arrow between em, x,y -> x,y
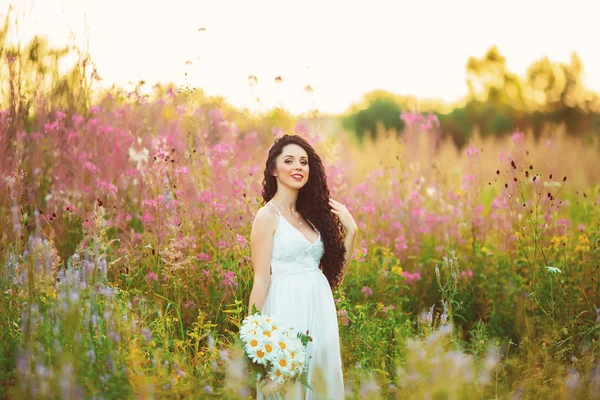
256,202 -> 345,400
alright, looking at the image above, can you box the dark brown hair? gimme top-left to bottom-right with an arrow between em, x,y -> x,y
261,134 -> 346,289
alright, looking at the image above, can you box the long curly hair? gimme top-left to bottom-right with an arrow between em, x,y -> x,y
261,134 -> 346,289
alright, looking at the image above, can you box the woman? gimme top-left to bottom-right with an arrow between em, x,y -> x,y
247,134 -> 358,399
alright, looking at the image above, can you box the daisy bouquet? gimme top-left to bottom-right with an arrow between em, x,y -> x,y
240,307 -> 312,393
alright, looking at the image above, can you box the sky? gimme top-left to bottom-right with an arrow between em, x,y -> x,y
3,0 -> 600,115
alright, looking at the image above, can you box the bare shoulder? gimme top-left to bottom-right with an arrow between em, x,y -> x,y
252,204 -> 279,236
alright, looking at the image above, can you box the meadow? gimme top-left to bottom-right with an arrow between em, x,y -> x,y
1,85 -> 600,399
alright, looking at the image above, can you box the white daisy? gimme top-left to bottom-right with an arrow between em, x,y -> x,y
249,344 -> 269,366
268,362 -> 287,384
289,359 -> 303,377
271,350 -> 293,375
261,340 -> 278,362
240,325 -> 264,343
243,334 -> 265,356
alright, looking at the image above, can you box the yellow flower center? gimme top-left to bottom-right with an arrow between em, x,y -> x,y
265,344 -> 273,353
279,342 -> 286,350
264,331 -> 271,337
250,339 -> 258,347
279,359 -> 287,367
275,369 -> 282,377
290,352 -> 295,358
256,350 -> 265,358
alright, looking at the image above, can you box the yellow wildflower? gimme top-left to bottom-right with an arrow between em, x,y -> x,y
575,245 -> 590,253
579,235 -> 590,244
550,235 -> 568,250
391,265 -> 403,275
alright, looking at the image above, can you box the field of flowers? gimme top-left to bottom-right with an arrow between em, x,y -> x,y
1,86 -> 599,399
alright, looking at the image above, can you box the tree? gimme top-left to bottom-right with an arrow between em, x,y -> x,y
342,97 -> 404,143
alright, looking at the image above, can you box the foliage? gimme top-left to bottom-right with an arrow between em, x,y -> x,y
343,46 -> 600,147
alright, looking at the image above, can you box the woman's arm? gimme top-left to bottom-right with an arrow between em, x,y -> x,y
338,228 -> 358,286
329,198 -> 359,287
247,206 -> 277,315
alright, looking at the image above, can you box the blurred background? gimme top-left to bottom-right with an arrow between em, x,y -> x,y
2,0 -> 600,147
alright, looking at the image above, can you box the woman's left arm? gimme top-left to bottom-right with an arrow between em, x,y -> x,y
341,227 -> 358,278
329,198 -> 359,283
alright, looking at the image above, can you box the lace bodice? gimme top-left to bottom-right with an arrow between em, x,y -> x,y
266,202 -> 324,279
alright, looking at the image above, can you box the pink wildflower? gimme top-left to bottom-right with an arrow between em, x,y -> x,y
175,166 -> 189,175
337,309 -> 350,326
460,269 -> 474,279
294,122 -> 310,135
236,234 -> 248,247
146,272 -> 158,282
361,286 -> 373,298
72,115 -> 85,124
465,146 -> 480,158
208,109 -> 223,125
512,131 -> 525,143
198,253 -> 211,261
221,271 -> 238,288
401,271 -> 422,284
272,126 -> 284,137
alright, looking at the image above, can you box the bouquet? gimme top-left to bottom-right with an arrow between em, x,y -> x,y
240,306 -> 312,395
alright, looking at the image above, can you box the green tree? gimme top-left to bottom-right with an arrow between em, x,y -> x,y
342,97 -> 404,143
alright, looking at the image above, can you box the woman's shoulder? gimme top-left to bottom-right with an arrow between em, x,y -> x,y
252,203 -> 279,234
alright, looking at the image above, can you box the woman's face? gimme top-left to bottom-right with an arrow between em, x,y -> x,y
273,144 -> 309,189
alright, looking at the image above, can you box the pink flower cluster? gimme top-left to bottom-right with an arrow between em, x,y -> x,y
401,271 -> 421,284
460,269 -> 473,279
383,304 -> 395,314
208,109 -> 224,125
361,286 -> 373,298
146,272 -> 158,282
235,234 -> 248,247
221,271 -> 237,288
337,309 -> 349,326
400,112 -> 440,130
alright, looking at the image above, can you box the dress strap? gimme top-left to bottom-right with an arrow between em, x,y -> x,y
267,202 -> 319,233
266,202 -> 281,216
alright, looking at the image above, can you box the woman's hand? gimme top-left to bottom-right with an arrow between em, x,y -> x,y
329,198 -> 358,233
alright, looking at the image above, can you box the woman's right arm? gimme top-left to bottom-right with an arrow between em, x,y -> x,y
247,206 -> 277,316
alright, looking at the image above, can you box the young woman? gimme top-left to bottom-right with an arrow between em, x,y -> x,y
248,134 -> 358,399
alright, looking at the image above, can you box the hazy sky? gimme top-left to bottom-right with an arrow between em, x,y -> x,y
4,0 -> 600,114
